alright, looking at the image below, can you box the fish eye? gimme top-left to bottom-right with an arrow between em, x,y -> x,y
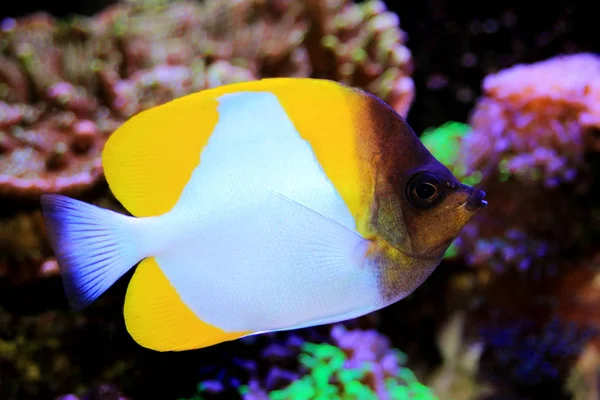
406,172 -> 444,209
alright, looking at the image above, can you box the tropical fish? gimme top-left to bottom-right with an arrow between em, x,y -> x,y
41,78 -> 486,352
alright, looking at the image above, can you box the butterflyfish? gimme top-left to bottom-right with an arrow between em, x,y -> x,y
41,78 -> 487,352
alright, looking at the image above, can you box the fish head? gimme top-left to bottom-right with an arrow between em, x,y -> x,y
371,153 -> 486,262
396,162 -> 486,260
363,102 -> 486,262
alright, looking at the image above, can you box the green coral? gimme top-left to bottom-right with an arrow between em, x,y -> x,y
184,326 -> 438,400
264,334 -> 438,400
420,122 -> 482,187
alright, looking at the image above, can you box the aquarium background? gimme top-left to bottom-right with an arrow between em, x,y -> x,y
0,1 -> 598,399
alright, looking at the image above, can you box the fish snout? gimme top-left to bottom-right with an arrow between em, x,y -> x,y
465,188 -> 487,212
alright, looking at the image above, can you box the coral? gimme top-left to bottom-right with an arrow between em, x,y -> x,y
250,325 -> 437,400
0,0 -> 414,196
0,14 -> 119,198
197,0 -> 310,77
304,0 -> 414,116
447,258 -> 600,395
440,54 -> 600,273
464,53 -> 600,189
414,31 -> 600,400
178,326 -> 331,399
0,107 -> 108,197
420,122 -> 481,187
182,325 -> 437,400
0,8 -> 260,198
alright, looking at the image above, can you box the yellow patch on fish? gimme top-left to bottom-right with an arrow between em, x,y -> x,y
124,258 -> 249,351
102,94 -> 220,217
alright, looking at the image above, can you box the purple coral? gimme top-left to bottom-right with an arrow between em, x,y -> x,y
463,53 -> 600,189
455,54 -> 600,273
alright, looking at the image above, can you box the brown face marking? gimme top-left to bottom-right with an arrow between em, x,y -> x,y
348,88 -> 486,303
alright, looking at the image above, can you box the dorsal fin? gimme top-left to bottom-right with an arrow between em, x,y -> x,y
101,78 -> 364,218
102,92 -> 220,217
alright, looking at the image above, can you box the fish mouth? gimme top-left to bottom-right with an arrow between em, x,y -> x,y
464,188 -> 487,213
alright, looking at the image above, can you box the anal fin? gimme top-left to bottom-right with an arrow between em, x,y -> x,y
123,258 -> 249,352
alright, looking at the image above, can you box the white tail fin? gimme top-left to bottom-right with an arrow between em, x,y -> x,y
41,194 -> 146,309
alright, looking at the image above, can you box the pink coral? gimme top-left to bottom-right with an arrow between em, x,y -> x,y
456,54 -> 600,273
464,53 -> 600,188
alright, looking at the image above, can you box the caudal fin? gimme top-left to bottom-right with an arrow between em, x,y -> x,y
41,194 -> 146,309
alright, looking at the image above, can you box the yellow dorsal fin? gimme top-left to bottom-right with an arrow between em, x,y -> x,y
101,78 -> 359,218
124,258 -> 249,351
102,93 -> 220,217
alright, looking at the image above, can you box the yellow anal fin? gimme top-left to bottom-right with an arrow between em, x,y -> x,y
123,258 -> 249,351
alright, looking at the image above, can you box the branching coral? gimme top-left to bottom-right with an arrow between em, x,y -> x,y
303,0 -> 414,115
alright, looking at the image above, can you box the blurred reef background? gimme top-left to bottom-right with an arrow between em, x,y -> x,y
0,0 -> 599,399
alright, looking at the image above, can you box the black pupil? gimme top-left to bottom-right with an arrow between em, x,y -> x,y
416,182 -> 436,199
